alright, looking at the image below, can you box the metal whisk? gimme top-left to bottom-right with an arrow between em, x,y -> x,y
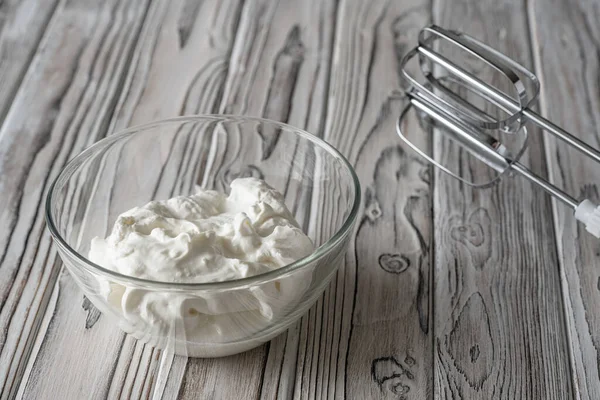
398,25 -> 600,238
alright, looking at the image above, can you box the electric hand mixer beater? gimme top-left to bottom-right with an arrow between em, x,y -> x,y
397,25 -> 600,238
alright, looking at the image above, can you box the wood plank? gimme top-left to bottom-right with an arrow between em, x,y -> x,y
314,0 -> 433,398
0,0 -> 152,398
16,0 -> 247,399
0,2 -> 151,398
172,0 -> 341,398
431,0 -> 574,398
0,0 -> 60,126
529,0 -> 600,398
0,4 -> 62,390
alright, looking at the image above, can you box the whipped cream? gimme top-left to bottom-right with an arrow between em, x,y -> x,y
89,178 -> 314,356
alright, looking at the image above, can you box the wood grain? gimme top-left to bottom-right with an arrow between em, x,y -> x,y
16,0 -> 341,398
16,0 -> 247,399
529,0 -> 600,398
0,0 -> 60,390
169,0 -> 342,398
0,0 -> 150,398
0,0 -> 591,398
432,0 -> 573,398
0,0 -> 60,126
323,0 -> 434,398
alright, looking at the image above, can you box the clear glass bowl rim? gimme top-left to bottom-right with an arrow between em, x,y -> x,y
45,115 -> 361,291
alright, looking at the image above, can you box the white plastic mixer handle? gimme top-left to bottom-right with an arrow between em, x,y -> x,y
575,200 -> 600,238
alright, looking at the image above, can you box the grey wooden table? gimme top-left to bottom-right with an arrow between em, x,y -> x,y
0,0 -> 598,398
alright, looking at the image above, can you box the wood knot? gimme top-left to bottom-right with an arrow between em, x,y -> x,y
470,344 -> 480,363
392,383 -> 410,397
451,222 -> 484,247
445,292 -> 494,389
371,356 -> 415,397
379,253 -> 410,274
449,208 -> 492,269
365,200 -> 382,222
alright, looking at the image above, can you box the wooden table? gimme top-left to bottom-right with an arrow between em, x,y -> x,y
0,0 -> 598,398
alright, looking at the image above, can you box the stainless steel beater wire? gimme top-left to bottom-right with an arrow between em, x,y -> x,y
418,46 -> 517,112
523,110 -> 600,164
508,163 -> 578,209
408,96 -> 579,209
418,46 -> 600,164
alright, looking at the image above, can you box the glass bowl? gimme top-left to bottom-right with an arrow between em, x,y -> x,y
45,115 -> 360,357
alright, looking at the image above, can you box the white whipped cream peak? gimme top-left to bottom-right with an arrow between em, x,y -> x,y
87,178 -> 315,357
89,177 -> 314,283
